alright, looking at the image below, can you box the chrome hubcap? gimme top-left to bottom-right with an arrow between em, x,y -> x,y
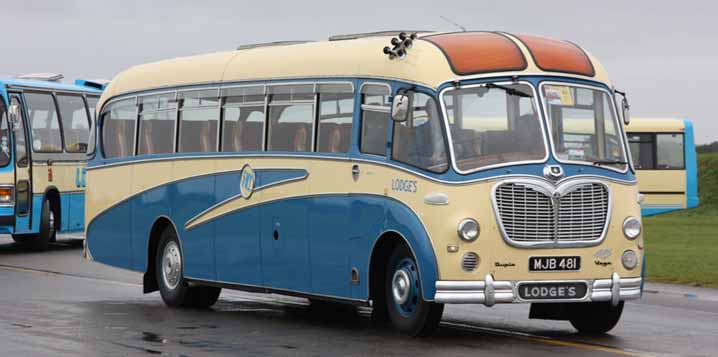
392,269 -> 411,305
161,242 -> 182,290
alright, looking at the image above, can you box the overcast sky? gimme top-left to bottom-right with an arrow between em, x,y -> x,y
3,0 -> 717,143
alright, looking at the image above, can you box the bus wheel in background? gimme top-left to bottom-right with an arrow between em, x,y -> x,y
384,244 -> 443,336
568,301 -> 624,334
12,199 -> 54,251
155,226 -> 221,309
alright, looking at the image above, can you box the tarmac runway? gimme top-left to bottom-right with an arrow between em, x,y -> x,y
1,235 -> 716,356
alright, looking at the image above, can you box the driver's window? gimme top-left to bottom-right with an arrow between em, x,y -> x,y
391,92 -> 448,173
0,101 -> 10,167
10,97 -> 28,167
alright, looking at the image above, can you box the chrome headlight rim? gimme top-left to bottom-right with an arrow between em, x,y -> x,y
457,218 -> 480,242
622,216 -> 642,240
622,249 -> 638,270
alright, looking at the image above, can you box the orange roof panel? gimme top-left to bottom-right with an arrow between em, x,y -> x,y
422,32 -> 527,75
512,34 -> 595,77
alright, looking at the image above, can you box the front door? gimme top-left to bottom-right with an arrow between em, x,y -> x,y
10,94 -> 32,233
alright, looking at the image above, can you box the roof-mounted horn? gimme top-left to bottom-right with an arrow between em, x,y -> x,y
383,32 -> 418,60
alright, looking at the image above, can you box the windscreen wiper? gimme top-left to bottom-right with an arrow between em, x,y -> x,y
485,83 -> 533,98
593,160 -> 628,166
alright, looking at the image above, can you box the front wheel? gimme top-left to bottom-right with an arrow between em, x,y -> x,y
12,199 -> 55,251
155,227 -> 221,309
569,301 -> 624,334
384,244 -> 443,336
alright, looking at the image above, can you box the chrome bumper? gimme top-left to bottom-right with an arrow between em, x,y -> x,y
434,273 -> 642,306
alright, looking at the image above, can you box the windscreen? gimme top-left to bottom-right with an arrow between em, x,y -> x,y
542,84 -> 627,170
443,83 -> 546,172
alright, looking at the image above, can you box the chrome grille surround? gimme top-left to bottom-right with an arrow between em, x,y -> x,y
491,178 -> 611,248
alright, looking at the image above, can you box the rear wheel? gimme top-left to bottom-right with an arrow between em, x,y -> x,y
12,199 -> 54,251
155,227 -> 221,309
569,301 -> 624,334
384,244 -> 443,336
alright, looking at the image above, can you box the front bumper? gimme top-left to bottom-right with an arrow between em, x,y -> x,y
434,273 -> 642,306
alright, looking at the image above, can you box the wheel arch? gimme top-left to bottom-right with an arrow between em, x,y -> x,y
143,215 -> 180,294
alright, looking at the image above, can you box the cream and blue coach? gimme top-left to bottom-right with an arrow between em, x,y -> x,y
0,74 -> 103,250
85,31 -> 644,336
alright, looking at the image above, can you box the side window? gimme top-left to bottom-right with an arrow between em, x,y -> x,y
392,92 -> 448,173
9,97 -> 28,167
656,133 -> 684,169
24,92 -> 62,152
138,93 -> 176,155
317,83 -> 354,153
221,86 -> 265,152
56,94 -> 90,152
86,96 -> 99,154
0,100 -> 9,166
360,84 -> 391,156
178,90 -> 220,153
267,84 -> 314,152
627,133 -> 655,169
102,98 -> 136,159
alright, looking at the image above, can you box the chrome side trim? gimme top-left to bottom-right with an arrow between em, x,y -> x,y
490,177 -> 612,248
434,274 -> 642,305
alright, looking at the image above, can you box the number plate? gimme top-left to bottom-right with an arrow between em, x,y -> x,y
529,256 -> 581,272
518,282 -> 588,300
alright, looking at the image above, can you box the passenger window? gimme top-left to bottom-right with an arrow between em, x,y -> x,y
656,133 -> 684,169
627,133 -> 655,169
0,101 -> 9,166
360,84 -> 391,156
178,90 -> 220,153
221,86 -> 265,152
138,93 -> 176,155
102,98 -> 136,158
24,92 -> 62,152
267,85 -> 314,152
56,94 -> 91,153
392,92 -> 448,173
317,83 -> 354,153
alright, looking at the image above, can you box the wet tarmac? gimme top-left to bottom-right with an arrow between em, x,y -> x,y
1,235 -> 717,356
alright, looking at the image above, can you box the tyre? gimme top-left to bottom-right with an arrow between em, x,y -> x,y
384,244 -> 443,336
12,199 -> 55,251
155,226 -> 221,309
568,301 -> 624,334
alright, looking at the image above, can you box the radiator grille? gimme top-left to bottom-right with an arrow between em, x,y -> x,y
494,182 -> 609,245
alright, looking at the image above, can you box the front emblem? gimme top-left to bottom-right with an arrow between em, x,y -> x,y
543,165 -> 564,181
239,164 -> 255,199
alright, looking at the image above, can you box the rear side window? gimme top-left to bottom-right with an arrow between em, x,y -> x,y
267,84 -> 314,152
138,93 -> 176,155
56,94 -> 91,152
360,84 -> 391,156
178,90 -> 220,153
24,92 -> 62,152
221,86 -> 265,152
102,98 -> 136,158
317,83 -> 354,153
656,133 -> 684,169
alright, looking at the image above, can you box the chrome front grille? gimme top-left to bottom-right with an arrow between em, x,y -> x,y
493,180 -> 610,246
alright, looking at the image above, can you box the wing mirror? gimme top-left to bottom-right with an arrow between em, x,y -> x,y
615,89 -> 630,125
391,94 -> 410,122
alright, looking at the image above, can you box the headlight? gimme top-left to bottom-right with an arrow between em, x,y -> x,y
623,217 -> 641,240
457,218 -> 479,242
0,187 -> 12,203
622,250 -> 638,270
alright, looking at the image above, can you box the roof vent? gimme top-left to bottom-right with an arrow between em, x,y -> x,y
237,40 -> 313,51
16,73 -> 64,82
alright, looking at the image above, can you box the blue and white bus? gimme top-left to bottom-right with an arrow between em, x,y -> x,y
0,74 -> 104,250
86,32 -> 644,336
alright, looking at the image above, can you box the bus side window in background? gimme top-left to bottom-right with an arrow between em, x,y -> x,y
0,101 -> 9,166
86,96 -> 99,154
57,94 -> 91,152
178,90 -> 220,153
221,86 -> 265,152
9,98 -> 28,167
360,84 -> 391,156
24,92 -> 62,152
627,133 -> 655,169
656,133 -> 684,169
138,94 -> 176,155
317,83 -> 354,153
392,92 -> 448,172
267,84 -> 314,152
102,98 -> 136,158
